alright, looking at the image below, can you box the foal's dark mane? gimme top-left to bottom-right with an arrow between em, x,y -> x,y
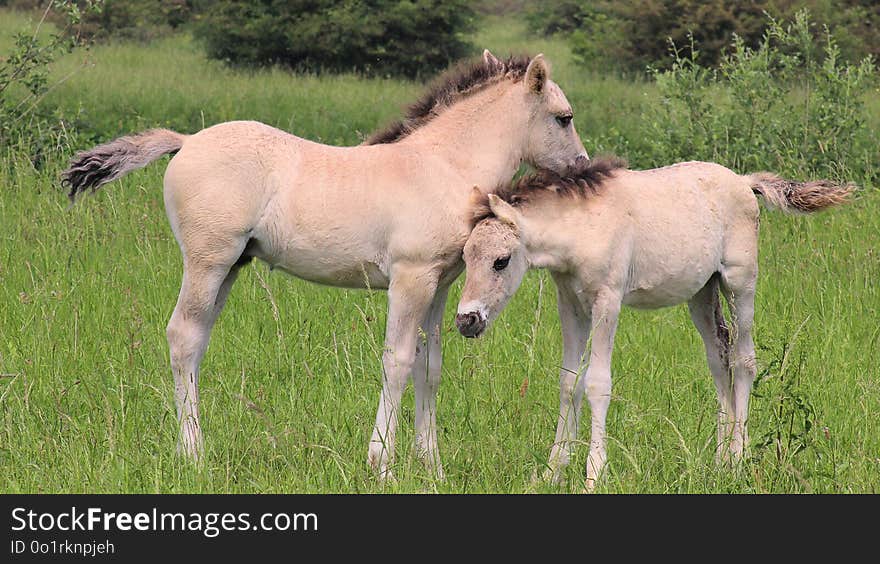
473,156 -> 628,224
365,55 -> 532,145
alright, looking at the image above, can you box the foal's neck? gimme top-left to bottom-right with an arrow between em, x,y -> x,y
520,200 -> 580,272
403,81 -> 527,190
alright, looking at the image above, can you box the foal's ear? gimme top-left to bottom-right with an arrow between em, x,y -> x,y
483,49 -> 501,68
488,194 -> 521,228
525,54 -> 549,95
470,185 -> 483,202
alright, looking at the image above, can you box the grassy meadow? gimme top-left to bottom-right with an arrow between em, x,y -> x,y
1,11 -> 879,493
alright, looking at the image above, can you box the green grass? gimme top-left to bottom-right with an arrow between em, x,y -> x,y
1,11 -> 879,493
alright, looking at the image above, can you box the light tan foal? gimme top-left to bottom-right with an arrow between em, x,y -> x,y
62,50 -> 589,480
456,159 -> 852,489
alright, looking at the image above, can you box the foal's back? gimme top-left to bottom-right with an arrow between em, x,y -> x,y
578,161 -> 758,309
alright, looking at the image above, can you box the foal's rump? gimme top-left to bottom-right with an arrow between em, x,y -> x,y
616,160 -> 852,308
622,160 -> 853,216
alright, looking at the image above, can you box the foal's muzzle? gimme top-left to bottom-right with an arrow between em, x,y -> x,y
569,153 -> 589,174
455,312 -> 487,338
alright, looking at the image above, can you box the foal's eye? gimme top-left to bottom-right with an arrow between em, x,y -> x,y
493,256 -> 511,271
555,115 -> 572,128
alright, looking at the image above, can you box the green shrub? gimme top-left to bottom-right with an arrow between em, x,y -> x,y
473,0 -> 529,16
3,0 -> 195,42
192,0 -> 475,79
64,0 -> 194,43
770,0 -> 880,64
524,1 -> 589,36
0,1 -> 95,164
644,10 -> 877,186
567,1 -> 769,72
528,1 -> 880,73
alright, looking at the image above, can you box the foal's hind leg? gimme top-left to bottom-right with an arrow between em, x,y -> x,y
687,274 -> 735,463
167,242 -> 248,461
720,270 -> 757,461
719,222 -> 759,461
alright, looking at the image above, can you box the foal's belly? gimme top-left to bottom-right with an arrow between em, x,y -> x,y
622,244 -> 720,309
273,254 -> 390,289
247,212 -> 392,289
622,273 -> 712,309
253,241 -> 391,290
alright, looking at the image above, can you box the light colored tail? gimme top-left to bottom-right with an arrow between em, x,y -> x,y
749,172 -> 854,214
62,129 -> 187,202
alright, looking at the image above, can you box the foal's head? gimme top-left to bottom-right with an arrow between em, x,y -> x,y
367,50 -> 588,176
455,157 -> 625,338
513,52 -> 589,174
456,195 -> 529,338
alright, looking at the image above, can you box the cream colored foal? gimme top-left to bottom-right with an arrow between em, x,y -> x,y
62,51 -> 588,479
456,159 -> 852,488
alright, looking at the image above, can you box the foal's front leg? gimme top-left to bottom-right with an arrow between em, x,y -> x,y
583,290 -> 622,489
368,263 -> 439,481
412,285 -> 449,479
543,277 -> 591,483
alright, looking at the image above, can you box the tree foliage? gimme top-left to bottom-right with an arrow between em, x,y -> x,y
528,1 -> 880,73
0,0 -> 96,162
644,10 -> 876,185
69,0 -> 193,42
192,0 -> 475,78
2,0 -> 193,42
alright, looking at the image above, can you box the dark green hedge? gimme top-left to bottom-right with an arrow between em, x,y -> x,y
528,0 -> 880,72
192,0 -> 475,78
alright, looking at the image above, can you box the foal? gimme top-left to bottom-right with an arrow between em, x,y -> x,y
62,50 -> 588,478
455,158 -> 852,487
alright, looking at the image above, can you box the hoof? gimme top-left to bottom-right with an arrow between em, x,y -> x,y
582,477 -> 597,493
176,440 -> 204,465
378,469 -> 397,485
530,467 -> 565,487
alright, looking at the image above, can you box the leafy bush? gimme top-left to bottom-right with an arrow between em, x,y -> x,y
2,0 -> 193,42
644,10 -> 877,186
524,1 -> 589,36
192,0 -> 475,79
473,0 -> 528,16
569,1 -> 769,72
530,1 -> 880,73
0,1 -> 95,164
64,0 -> 193,42
770,0 -> 880,64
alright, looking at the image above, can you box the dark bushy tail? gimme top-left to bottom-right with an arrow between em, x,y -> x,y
61,129 -> 187,202
749,172 -> 854,214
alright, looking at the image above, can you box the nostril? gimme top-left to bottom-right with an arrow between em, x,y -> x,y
455,312 -> 482,330
456,311 -> 486,338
